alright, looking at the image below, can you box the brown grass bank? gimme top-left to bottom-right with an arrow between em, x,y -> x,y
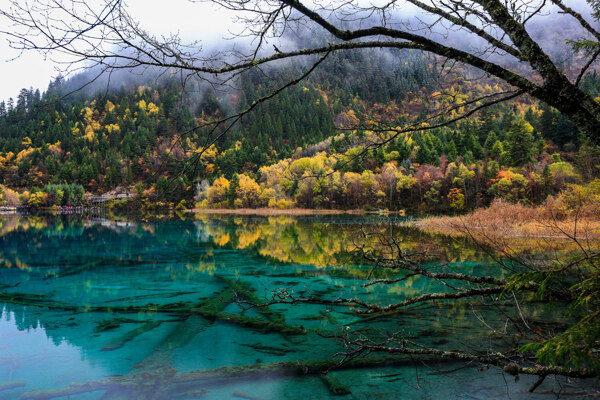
412,200 -> 600,246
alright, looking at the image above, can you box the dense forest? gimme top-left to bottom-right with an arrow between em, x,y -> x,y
0,48 -> 599,212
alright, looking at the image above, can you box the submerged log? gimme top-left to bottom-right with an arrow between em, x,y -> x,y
192,310 -> 307,335
19,355 -> 439,400
170,355 -> 420,384
132,316 -> 209,372
98,316 -> 211,399
20,379 -> 115,400
101,321 -> 162,351
240,342 -> 296,356
0,380 -> 27,391
97,279 -> 305,398
191,279 -> 306,336
0,292 -> 190,314
219,277 -> 283,321
232,391 -> 262,399
320,374 -> 351,395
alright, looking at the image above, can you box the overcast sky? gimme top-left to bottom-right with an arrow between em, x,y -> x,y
0,0 -> 592,103
0,0 -> 241,102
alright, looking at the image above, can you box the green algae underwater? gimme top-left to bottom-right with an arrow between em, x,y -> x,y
0,213 -> 596,399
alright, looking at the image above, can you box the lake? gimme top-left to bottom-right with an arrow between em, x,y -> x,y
0,213 -> 594,399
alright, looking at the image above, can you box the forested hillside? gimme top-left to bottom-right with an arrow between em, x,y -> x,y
0,48 -> 599,212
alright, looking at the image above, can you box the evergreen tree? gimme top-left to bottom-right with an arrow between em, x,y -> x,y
507,118 -> 536,166
228,173 -> 239,207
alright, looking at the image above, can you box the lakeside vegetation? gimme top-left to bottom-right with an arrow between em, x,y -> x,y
0,53 -> 599,216
414,178 -> 600,238
2,0 -> 600,396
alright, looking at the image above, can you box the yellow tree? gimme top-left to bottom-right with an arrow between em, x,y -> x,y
236,174 -> 262,208
207,177 -> 230,207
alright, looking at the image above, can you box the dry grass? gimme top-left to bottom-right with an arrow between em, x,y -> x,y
413,200 -> 600,249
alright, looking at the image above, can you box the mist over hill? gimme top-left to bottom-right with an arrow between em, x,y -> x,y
0,24 -> 599,212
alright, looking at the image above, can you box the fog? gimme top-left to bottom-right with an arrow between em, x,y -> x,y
0,0 -> 597,102
0,0 -> 243,101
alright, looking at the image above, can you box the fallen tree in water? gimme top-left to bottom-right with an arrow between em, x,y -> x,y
3,211 -> 600,397
18,354 -> 466,400
11,275 -> 310,399
20,346 -> 599,400
243,210 -> 600,391
0,276 -> 306,337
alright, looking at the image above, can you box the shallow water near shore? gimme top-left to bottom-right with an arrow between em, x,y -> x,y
0,213 -> 597,399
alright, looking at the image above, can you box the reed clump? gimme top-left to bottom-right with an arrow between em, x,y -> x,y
414,183 -> 600,245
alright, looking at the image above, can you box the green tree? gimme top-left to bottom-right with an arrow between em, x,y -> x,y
228,173 -> 240,208
507,118 -> 536,167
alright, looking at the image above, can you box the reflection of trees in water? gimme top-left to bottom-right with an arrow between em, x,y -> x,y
0,214 -> 491,268
0,215 -> 141,272
0,214 -> 498,329
0,218 -> 221,311
0,214 -> 498,306
0,214 -> 585,398
194,215 -> 491,269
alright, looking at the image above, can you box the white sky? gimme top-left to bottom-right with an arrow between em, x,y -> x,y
0,35 -> 59,102
0,0 -> 587,103
0,0 -> 241,102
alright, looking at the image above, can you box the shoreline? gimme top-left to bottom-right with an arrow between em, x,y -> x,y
0,205 -> 406,217
191,208 -> 406,216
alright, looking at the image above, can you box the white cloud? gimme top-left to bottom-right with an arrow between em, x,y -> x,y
0,32 -> 59,101
0,0 -> 242,101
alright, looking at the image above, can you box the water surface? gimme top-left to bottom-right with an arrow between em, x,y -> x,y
0,213 -> 594,399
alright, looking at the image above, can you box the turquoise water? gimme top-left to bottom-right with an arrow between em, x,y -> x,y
0,213 -> 595,399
